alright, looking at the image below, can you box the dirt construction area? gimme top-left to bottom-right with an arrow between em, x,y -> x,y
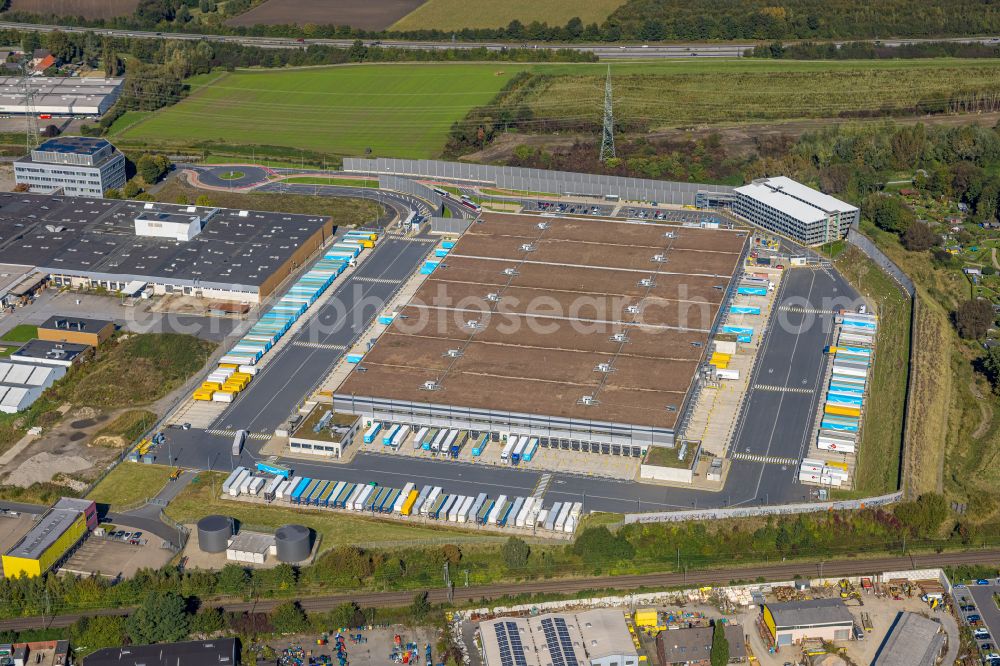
224,0 -> 427,30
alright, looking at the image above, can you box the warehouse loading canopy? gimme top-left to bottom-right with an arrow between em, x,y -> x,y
8,272 -> 47,298
122,281 -> 147,297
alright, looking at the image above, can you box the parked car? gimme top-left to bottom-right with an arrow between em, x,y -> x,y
975,629 -> 991,639
977,579 -> 991,585
968,614 -> 982,623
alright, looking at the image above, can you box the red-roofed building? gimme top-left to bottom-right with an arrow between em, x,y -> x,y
32,54 -> 55,73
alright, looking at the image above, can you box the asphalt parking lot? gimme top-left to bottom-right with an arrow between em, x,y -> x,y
61,532 -> 173,578
962,582 -> 1000,662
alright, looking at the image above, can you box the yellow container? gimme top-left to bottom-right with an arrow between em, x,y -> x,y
825,404 -> 861,417
634,609 -> 658,628
826,461 -> 849,472
202,381 -> 222,391
710,352 -> 731,362
711,361 -> 729,369
193,390 -> 214,401
219,363 -> 239,369
401,489 -> 419,516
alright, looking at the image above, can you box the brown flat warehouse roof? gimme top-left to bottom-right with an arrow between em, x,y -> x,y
335,212 -> 748,430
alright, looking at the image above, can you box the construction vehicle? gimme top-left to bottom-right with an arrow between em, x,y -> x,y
861,611 -> 873,632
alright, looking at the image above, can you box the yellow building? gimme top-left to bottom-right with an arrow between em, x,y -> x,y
2,498 -> 96,578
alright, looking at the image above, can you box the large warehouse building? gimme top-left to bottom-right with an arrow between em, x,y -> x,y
14,137 -> 127,197
0,76 -> 123,116
733,176 -> 858,246
2,497 -> 97,578
334,212 -> 748,452
0,193 -> 333,303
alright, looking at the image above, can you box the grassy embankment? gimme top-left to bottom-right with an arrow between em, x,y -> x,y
832,244 -> 912,496
858,221 -> 999,513
154,180 -> 382,223
87,463 -> 178,511
110,60 -> 1000,162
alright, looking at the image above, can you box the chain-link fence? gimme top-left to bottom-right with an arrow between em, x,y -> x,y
349,158 -> 734,207
625,490 -> 903,524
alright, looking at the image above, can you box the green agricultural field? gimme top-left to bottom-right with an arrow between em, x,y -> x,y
520,59 -> 1000,129
113,59 -> 1000,163
391,0 -> 625,31
114,64 -> 524,159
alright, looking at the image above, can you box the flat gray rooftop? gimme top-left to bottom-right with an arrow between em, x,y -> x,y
0,193 -> 330,291
6,507 -> 80,560
871,612 -> 944,666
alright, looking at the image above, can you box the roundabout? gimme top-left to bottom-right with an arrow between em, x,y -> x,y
197,165 -> 271,188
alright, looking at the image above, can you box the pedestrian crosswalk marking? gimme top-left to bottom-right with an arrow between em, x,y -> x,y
352,277 -> 401,285
292,341 -> 347,350
206,429 -> 271,441
730,452 -> 798,466
753,384 -> 814,394
532,473 -> 553,499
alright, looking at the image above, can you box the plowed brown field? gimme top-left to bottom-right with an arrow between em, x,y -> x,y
8,0 -> 138,18
224,0 -> 426,30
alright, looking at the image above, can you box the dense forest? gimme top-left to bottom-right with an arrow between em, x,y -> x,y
5,0 -> 1000,42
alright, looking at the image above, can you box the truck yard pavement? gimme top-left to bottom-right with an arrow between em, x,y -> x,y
211,232 -> 435,434
160,263 -> 859,515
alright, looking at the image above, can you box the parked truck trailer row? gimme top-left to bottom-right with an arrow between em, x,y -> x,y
221,467 -> 580,535
369,421 -> 539,465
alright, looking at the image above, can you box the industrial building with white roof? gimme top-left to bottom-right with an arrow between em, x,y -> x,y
479,610 -> 638,666
0,76 -> 123,116
733,176 -> 859,246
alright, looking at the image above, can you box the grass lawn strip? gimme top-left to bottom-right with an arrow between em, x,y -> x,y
87,462 -> 178,511
833,245 -> 910,494
281,176 -> 379,187
1,325 -> 37,343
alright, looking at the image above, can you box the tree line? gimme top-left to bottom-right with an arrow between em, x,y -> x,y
749,40 -> 1000,60
5,0 -> 1000,43
0,494 -> 977,623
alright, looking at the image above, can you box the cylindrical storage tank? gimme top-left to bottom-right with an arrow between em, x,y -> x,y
275,524 -> 312,562
197,515 -> 233,553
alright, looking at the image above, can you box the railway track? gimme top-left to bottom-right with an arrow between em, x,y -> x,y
4,547 -> 999,631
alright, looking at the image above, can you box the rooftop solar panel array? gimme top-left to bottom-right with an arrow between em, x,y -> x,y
540,618 -> 578,666
494,621 -> 529,666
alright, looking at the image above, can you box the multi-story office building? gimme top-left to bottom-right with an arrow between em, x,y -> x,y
14,136 -> 126,197
733,176 -> 859,246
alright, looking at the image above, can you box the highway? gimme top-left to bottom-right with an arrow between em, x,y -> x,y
3,547 -> 999,630
4,20 -> 1000,59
